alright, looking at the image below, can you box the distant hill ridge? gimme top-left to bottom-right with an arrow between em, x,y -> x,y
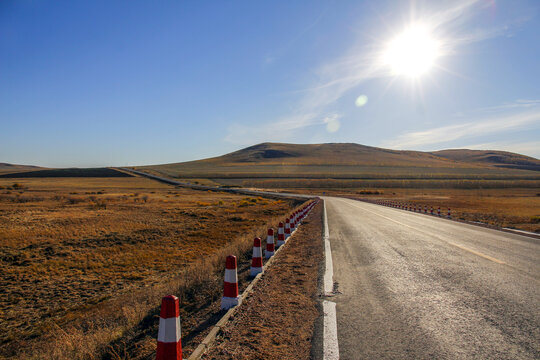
138,142 -> 540,179
432,149 -> 540,171
0,162 -> 44,175
161,142 -> 539,168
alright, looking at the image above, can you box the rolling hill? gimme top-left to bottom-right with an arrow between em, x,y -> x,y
0,163 -> 44,175
432,149 -> 540,171
137,143 -> 540,184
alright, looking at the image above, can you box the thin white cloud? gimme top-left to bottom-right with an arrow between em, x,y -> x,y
225,0 -> 526,145
223,112 -> 319,144
478,99 -> 540,113
381,108 -> 540,149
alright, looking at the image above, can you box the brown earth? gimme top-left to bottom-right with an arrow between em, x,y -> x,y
202,201 -> 323,360
0,176 -> 302,359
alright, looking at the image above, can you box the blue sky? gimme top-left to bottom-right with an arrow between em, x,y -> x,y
1,0 -> 539,167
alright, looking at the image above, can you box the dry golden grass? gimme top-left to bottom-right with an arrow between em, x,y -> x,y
140,143 -> 540,180
240,178 -> 540,189
0,176 -> 300,358
312,187 -> 540,233
385,188 -> 540,233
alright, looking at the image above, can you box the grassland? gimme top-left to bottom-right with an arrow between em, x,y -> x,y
0,163 -> 44,175
0,176 -> 301,358
371,188 -> 540,233
285,187 -> 540,233
138,143 -> 540,180
138,143 -> 539,233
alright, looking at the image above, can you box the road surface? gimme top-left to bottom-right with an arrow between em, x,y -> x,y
324,197 -> 539,360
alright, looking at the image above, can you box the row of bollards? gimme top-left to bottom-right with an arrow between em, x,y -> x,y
155,198 -> 319,359
372,200 -> 452,219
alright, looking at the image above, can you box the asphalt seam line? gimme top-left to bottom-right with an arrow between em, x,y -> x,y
322,199 -> 340,360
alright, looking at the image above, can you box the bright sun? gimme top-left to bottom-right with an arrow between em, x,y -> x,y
383,23 -> 441,78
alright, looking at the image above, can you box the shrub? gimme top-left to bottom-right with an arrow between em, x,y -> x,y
531,216 -> 540,224
66,197 -> 84,205
89,199 -> 107,210
238,200 -> 250,207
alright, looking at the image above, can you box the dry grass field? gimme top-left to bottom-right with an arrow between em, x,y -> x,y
139,143 -> 540,180
283,187 -> 539,233
0,176 -> 301,359
373,188 -> 540,233
138,143 -> 539,234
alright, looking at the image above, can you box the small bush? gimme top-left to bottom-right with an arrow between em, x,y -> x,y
89,199 -> 107,210
531,216 -> 540,224
238,200 -> 250,207
66,197 -> 85,205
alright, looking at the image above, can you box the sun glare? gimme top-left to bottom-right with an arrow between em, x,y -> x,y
383,23 -> 440,78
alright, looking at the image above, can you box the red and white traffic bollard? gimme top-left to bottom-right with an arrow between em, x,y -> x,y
221,255 -> 239,309
156,295 -> 182,360
284,218 -> 291,239
265,228 -> 275,259
430,206 -> 434,215
250,237 -> 263,277
438,207 -> 441,217
424,206 -> 427,214
276,222 -> 285,247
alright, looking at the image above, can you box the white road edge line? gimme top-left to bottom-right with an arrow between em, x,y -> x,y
323,300 -> 339,360
323,199 -> 339,360
323,200 -> 334,295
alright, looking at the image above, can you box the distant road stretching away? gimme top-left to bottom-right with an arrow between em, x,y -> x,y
324,197 -> 539,359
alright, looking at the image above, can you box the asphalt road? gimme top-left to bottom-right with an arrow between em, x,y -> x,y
324,197 -> 540,360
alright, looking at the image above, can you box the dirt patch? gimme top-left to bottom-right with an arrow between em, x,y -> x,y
202,202 -> 323,360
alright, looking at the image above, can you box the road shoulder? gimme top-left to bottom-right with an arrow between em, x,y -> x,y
202,203 -> 324,359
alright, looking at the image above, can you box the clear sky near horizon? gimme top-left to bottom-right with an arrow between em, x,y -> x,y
1,0 -> 539,167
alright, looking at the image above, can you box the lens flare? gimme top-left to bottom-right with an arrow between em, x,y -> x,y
355,95 -> 368,107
